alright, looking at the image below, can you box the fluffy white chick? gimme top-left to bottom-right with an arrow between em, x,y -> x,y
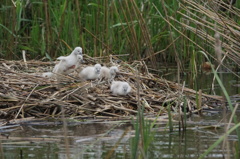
110,81 -> 131,96
109,66 -> 119,81
99,66 -> 119,83
99,66 -> 110,80
63,54 -> 83,75
53,47 -> 83,75
79,64 -> 102,80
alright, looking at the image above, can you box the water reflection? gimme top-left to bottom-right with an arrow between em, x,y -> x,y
150,129 -> 235,159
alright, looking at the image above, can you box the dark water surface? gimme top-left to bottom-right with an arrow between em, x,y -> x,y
0,72 -> 239,159
162,70 -> 240,96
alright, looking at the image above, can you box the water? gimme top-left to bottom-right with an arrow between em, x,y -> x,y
0,116 -> 238,159
161,70 -> 240,96
0,71 -> 239,159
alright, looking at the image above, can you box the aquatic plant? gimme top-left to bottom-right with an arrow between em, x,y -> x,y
199,122 -> 240,159
130,107 -> 156,159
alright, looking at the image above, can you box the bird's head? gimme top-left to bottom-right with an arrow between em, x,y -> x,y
77,55 -> 83,62
110,66 -> 118,76
73,47 -> 83,56
94,64 -> 101,74
122,83 -> 129,93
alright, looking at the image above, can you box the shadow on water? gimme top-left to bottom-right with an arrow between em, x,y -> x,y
0,71 -> 239,159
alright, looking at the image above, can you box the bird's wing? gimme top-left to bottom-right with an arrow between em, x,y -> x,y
57,56 -> 67,61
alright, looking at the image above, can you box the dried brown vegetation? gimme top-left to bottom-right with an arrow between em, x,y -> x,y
0,56 -> 223,123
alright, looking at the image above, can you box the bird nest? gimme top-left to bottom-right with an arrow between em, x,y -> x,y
0,56 -> 223,122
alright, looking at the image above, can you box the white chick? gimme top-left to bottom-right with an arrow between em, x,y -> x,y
99,66 -> 110,80
109,66 -> 119,81
110,81 -> 131,96
79,64 -> 102,80
63,54 -> 83,75
53,47 -> 83,75
75,54 -> 84,68
99,66 -> 119,83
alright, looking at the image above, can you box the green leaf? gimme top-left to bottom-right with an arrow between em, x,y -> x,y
45,52 -> 52,61
18,45 -> 37,53
87,3 -> 103,8
0,24 -> 16,37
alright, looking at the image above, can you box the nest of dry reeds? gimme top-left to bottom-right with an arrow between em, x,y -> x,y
0,56 -> 223,121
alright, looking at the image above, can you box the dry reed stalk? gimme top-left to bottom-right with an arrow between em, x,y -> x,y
120,0 -> 140,60
43,0 -> 51,55
161,1 -> 182,85
0,136 -> 60,142
168,14 -> 240,78
178,0 -> 240,69
198,89 -> 202,115
131,0 -> 157,68
84,28 -> 116,55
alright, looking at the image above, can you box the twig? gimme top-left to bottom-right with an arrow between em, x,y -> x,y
15,84 -> 39,119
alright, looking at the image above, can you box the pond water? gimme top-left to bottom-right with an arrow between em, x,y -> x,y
0,71 -> 239,159
161,69 -> 240,96
0,115 -> 238,159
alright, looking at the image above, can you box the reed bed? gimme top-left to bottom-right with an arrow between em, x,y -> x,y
0,56 -> 223,123
175,0 -> 240,73
0,0 -> 239,76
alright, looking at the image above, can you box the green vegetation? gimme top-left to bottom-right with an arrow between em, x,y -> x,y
130,107 -> 156,159
1,0 -> 239,73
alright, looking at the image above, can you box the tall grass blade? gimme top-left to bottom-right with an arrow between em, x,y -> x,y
131,116 -> 140,159
15,0 -> 23,32
0,24 -> 16,37
199,51 -> 240,148
199,122 -> 240,159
